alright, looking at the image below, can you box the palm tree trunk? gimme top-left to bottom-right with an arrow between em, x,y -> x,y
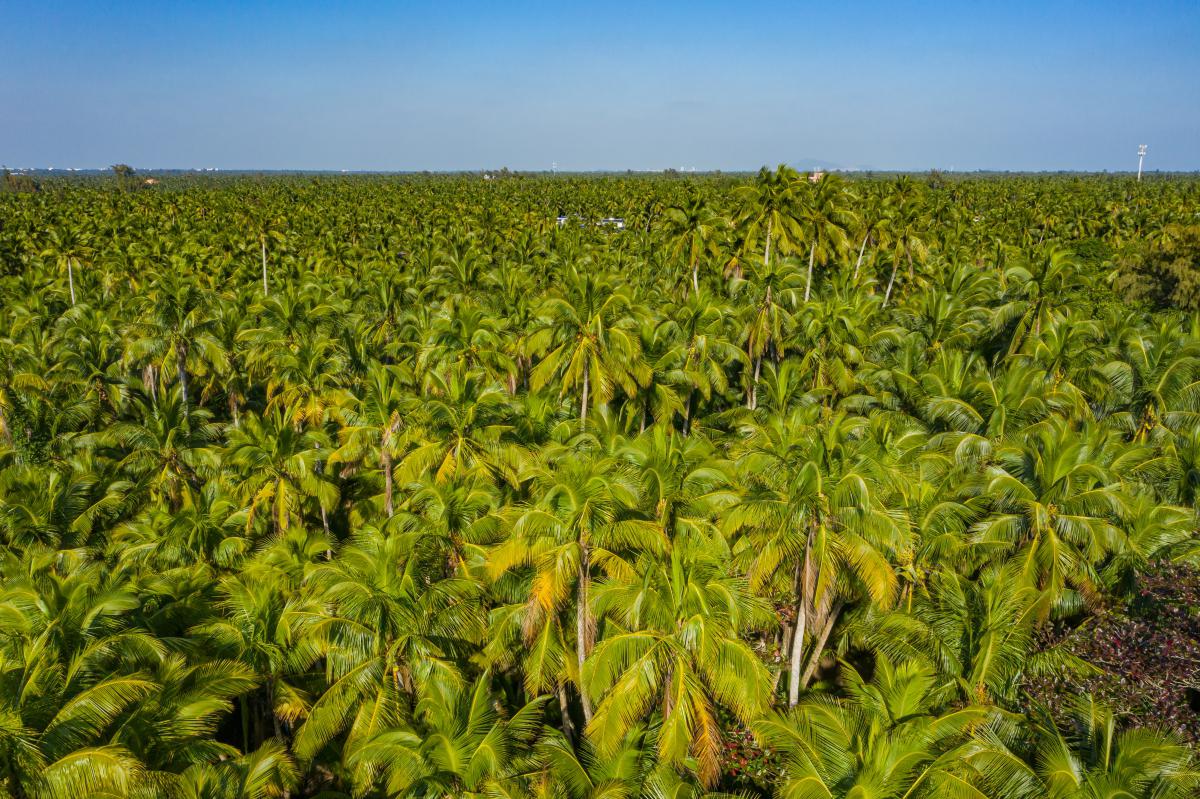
771,619 -> 791,694
799,600 -> 843,689
382,449 -> 394,517
763,216 -> 772,269
805,241 -> 816,301
576,545 -> 594,723
683,390 -> 693,437
265,684 -> 290,799
261,236 -> 269,296
579,367 -> 589,426
788,537 -> 812,707
853,234 -> 868,281
67,258 -> 76,306
557,684 -> 576,746
883,257 -> 900,307
175,344 -> 189,413
663,664 -> 675,719
747,352 -> 762,410
269,679 -> 283,739
787,592 -> 807,706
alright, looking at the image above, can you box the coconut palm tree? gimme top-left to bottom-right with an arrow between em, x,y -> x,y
42,225 -> 91,307
125,269 -> 226,415
735,255 -> 805,410
529,264 -> 649,426
489,451 -> 660,725
755,655 -> 992,799
586,535 -> 773,786
965,698 -> 1200,799
225,410 -> 335,535
796,173 -> 854,302
342,673 -> 547,799
880,180 -> 929,308
727,408 -> 905,705
291,524 -> 485,760
662,197 -> 727,296
734,165 -> 803,279
970,418 -> 1130,612
329,363 -> 415,518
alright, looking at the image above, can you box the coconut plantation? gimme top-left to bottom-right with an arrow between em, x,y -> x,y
0,168 -> 1198,798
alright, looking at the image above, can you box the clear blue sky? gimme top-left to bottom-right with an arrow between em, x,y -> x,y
3,1 -> 1198,171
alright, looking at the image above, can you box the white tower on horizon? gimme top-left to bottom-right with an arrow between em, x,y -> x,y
1137,144 -> 1147,182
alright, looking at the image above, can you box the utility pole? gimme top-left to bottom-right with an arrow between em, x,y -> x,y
1137,144 -> 1147,182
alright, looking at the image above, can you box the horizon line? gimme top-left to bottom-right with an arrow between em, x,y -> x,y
7,166 -> 1199,175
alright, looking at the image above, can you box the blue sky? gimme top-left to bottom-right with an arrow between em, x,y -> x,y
3,1 -> 1198,171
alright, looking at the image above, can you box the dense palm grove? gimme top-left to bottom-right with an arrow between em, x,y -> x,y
1,168 -> 1199,799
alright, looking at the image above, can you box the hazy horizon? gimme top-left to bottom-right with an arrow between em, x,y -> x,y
6,1 -> 1199,172
7,167 -> 1200,176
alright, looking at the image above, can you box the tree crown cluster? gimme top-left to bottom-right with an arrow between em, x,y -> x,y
1,169 -> 1199,798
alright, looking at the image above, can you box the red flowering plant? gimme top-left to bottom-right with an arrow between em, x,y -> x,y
1022,560 -> 1200,744
716,707 -> 781,791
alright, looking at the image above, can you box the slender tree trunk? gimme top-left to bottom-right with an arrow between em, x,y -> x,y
771,619 -> 791,694
576,543 -> 594,723
883,257 -> 899,307
763,217 -> 773,270
261,236 -> 269,296
753,355 -> 762,405
273,481 -> 283,535
788,535 -> 813,706
747,353 -> 762,410
272,687 -> 290,799
799,600 -> 843,689
269,680 -> 283,739
805,241 -> 816,301
691,256 -> 700,295
557,684 -> 576,746
67,258 -> 76,306
853,234 -> 868,281
776,560 -> 803,698
579,366 -> 589,427
382,449 -> 394,518
663,663 -> 675,720
175,344 -> 189,414
788,593 -> 807,706
683,390 -> 693,437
